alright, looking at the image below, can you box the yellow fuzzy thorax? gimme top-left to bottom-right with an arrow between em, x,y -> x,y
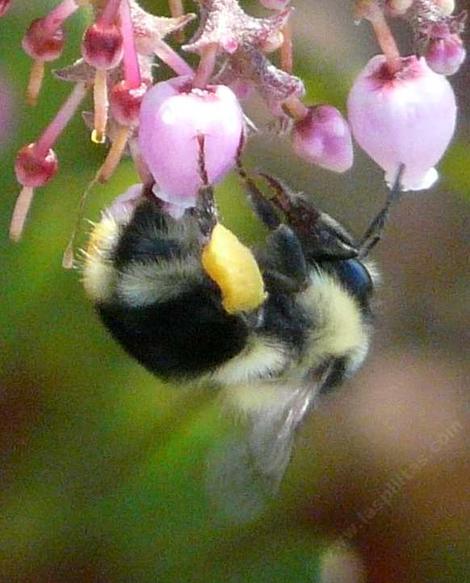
202,223 -> 266,314
82,214 -> 120,302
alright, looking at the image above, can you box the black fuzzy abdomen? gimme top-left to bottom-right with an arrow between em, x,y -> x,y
97,285 -> 249,380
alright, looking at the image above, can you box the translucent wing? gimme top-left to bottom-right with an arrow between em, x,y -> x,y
206,380 -> 322,523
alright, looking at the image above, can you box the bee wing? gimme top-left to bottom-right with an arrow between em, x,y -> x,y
245,383 -> 316,490
206,381 -> 321,523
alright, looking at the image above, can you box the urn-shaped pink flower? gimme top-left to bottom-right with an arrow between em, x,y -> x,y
425,31 -> 466,76
291,105 -> 353,173
347,55 -> 457,190
138,76 -> 245,210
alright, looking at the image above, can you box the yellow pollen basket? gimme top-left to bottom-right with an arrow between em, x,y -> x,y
202,223 -> 266,315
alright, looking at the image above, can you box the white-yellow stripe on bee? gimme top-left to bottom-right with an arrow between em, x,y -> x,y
209,336 -> 289,387
82,213 -> 121,303
222,380 -> 301,418
299,270 -> 369,371
117,258 -> 204,307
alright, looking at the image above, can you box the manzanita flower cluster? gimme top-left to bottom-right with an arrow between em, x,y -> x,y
3,0 -> 467,243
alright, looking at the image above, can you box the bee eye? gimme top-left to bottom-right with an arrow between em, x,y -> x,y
336,259 -> 373,299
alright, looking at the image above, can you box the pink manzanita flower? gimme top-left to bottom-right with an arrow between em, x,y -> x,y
291,105 -> 353,173
138,76 -> 245,210
81,21 -> 123,70
110,80 -> 148,126
348,54 -> 457,191
425,25 -> 466,76
0,0 -> 11,17
21,0 -> 79,106
9,82 -> 87,241
15,143 -> 58,188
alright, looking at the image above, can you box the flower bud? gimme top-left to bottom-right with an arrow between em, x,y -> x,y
425,27 -> 466,76
81,22 -> 123,70
347,55 -> 457,190
15,144 -> 58,187
138,76 -> 245,209
291,105 -> 353,173
110,80 -> 148,127
22,18 -> 65,62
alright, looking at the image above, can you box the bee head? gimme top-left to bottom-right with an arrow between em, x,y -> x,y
237,169 -> 384,307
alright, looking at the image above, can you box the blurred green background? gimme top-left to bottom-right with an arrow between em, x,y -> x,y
0,1 -> 468,582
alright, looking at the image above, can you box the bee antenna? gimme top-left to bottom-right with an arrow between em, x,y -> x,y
359,164 -> 405,259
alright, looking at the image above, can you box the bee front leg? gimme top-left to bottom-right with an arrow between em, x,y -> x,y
192,134 -> 218,240
236,159 -> 308,292
264,224 -> 309,293
236,152 -> 281,230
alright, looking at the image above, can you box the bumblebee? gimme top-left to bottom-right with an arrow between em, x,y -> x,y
82,165 -> 400,494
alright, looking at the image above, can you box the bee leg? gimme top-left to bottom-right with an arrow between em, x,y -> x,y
359,163 -> 404,258
259,172 -> 360,260
238,167 -> 281,230
235,152 -> 308,290
265,224 -> 308,292
192,134 -> 218,239
236,140 -> 281,230
257,172 -> 322,239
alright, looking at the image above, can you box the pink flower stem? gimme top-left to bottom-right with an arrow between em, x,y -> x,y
168,0 -> 185,42
280,20 -> 293,74
283,95 -> 309,121
192,43 -> 218,89
9,187 -> 34,242
34,82 -> 88,158
97,125 -> 131,182
120,0 -> 141,88
168,0 -> 184,19
26,61 -> 45,107
362,1 -> 401,74
42,0 -> 79,34
92,70 -> 108,143
99,0 -> 122,25
154,40 -> 193,76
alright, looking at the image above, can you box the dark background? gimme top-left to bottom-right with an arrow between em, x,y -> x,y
0,1 -> 468,581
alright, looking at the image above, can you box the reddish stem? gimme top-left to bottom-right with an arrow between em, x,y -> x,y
363,1 -> 401,74
92,70 -> 108,143
120,0 -> 141,88
10,187 -> 34,242
99,0 -> 122,26
168,0 -> 185,42
42,0 -> 79,34
97,125 -> 131,182
154,40 -> 193,76
283,95 -> 309,121
192,43 -> 218,89
34,82 -> 88,157
280,20 -> 293,74
26,60 -> 45,107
